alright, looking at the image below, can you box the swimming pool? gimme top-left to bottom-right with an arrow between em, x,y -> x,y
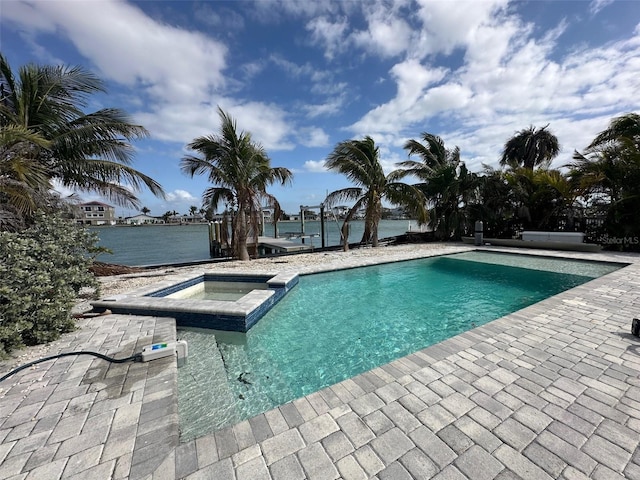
177,251 -> 622,440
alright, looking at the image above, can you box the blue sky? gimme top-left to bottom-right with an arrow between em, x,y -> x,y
2,0 -> 639,217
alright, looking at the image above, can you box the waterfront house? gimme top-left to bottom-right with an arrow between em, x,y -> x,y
124,214 -> 161,225
74,201 -> 116,226
177,214 -> 206,224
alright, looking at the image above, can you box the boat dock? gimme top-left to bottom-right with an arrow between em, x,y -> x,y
255,236 -> 314,255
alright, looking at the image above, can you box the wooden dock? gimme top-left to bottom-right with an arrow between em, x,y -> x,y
253,236 -> 314,255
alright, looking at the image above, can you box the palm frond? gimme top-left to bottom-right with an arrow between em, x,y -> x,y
324,187 -> 364,206
325,136 -> 383,188
588,113 -> 640,151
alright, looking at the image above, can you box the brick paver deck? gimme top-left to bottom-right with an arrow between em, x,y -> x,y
1,246 -> 639,479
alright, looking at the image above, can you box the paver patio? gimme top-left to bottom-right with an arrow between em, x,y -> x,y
1,246 -> 639,479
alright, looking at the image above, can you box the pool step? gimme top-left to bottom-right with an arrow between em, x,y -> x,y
177,333 -> 240,441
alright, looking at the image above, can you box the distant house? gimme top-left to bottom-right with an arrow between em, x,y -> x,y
123,214 -> 160,225
178,214 -> 206,224
386,207 -> 409,220
74,201 -> 116,226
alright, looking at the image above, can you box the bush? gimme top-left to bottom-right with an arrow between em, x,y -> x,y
0,213 -> 100,356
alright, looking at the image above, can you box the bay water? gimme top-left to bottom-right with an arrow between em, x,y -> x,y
90,219 -> 423,266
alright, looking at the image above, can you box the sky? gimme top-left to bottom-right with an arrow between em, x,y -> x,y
1,0 -> 639,217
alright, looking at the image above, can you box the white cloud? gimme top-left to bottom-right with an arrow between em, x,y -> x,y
224,102 -> 295,151
306,16 -> 350,60
297,127 -> 330,148
7,1 -> 228,103
303,96 -> 346,118
166,190 -> 198,202
251,0 -> 341,22
136,97 -> 295,151
301,1 -> 417,61
589,0 -> 615,16
241,61 -> 266,80
195,4 -> 245,30
310,79 -> 347,96
2,1 -> 58,32
412,0 -> 509,57
376,145 -> 406,175
270,55 -> 315,77
349,59 -> 448,134
419,83 -> 472,115
352,11 -> 412,58
303,160 -> 328,173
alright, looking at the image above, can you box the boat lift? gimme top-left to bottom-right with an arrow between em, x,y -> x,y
288,204 -> 327,248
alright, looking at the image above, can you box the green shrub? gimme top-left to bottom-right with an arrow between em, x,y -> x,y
0,213 -> 100,356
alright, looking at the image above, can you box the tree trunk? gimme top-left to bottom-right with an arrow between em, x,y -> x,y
363,199 -> 381,247
372,221 -> 379,247
234,209 -> 250,261
342,221 -> 349,252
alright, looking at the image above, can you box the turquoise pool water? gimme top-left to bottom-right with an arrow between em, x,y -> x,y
177,252 -> 621,440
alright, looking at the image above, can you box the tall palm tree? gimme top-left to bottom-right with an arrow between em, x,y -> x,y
324,136 -> 427,250
500,125 -> 560,170
399,133 -> 478,239
181,107 -> 293,260
0,54 -> 164,227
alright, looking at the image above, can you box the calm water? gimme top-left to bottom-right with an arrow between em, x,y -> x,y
173,282 -> 260,301
177,251 -> 620,440
90,219 -> 420,266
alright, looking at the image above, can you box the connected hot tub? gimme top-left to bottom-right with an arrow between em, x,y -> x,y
91,272 -> 299,332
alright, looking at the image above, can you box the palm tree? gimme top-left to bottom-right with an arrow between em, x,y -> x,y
399,133 -> 478,240
569,113 -> 640,247
504,167 -> 577,231
141,206 -> 150,215
200,206 -> 214,221
500,125 -> 560,170
0,54 -> 164,227
181,107 -> 293,260
324,136 -> 427,250
161,211 -> 173,224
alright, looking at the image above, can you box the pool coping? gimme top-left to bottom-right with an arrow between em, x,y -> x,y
1,244 -> 639,479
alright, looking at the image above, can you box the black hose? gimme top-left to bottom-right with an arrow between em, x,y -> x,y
0,351 -> 143,383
